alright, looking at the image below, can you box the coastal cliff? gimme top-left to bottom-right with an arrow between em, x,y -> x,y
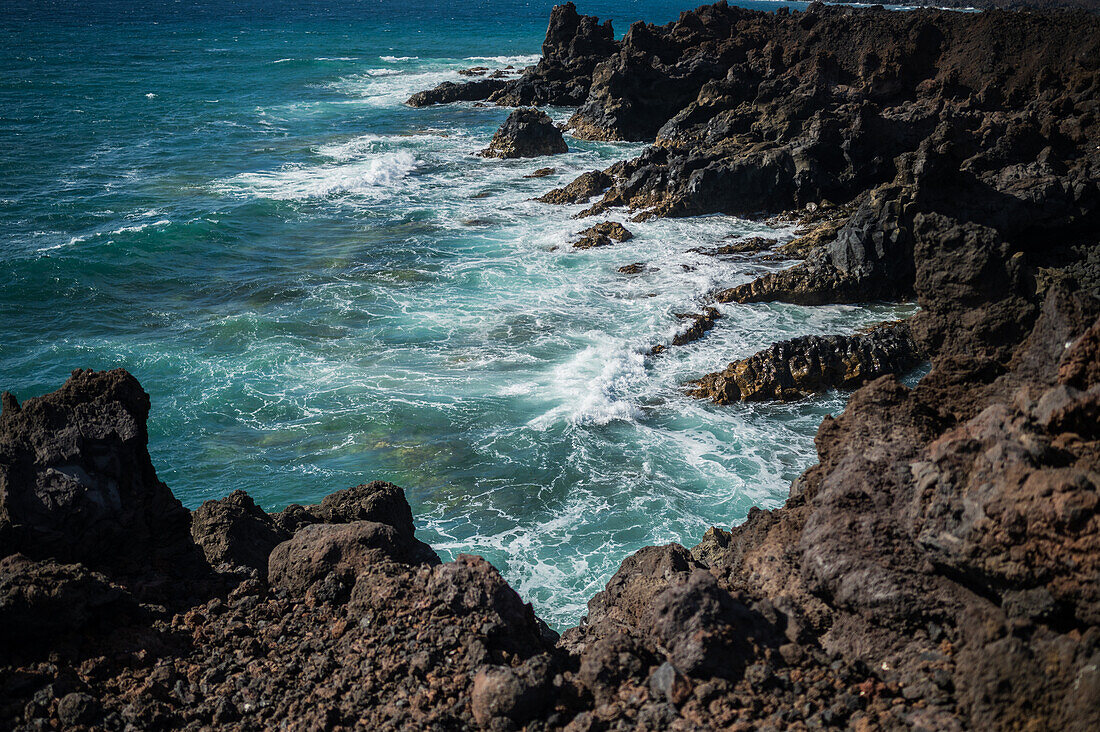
3,2 -> 1099,730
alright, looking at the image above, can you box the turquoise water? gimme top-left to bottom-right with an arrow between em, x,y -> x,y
1,0 -> 916,627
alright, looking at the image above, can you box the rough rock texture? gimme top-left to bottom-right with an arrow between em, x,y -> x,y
571,220 -> 633,249
480,108 -> 568,158
0,369 -> 200,582
191,490 -> 290,575
3,287 -> 1100,730
690,320 -> 922,403
5,3 -> 1100,731
408,3 -> 618,109
536,169 -> 611,204
406,78 -> 510,107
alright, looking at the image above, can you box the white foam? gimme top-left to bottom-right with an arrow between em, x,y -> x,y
531,340 -> 647,428
380,55 -> 418,62
465,54 -> 541,66
215,151 -> 417,200
314,133 -> 390,161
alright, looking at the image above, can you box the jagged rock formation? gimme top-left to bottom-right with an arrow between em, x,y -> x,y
536,169 -> 611,204
0,369 -> 204,588
407,78 -> 510,107
571,220 -> 632,249
4,3 -> 1100,731
689,321 -> 921,402
407,3 -> 617,109
480,108 -> 567,158
2,282 -> 1099,730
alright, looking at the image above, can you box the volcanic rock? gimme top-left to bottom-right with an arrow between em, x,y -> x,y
536,169 -> 612,204
406,78 -> 509,107
479,108 -> 567,158
690,320 -> 921,403
571,220 -> 633,249
191,490 -> 290,575
0,369 -> 199,579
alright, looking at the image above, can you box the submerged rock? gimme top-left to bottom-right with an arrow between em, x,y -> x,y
690,321 -> 921,403
479,108 -> 567,158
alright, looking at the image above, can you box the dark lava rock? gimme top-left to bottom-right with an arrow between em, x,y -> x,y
480,108 -> 567,158
0,369 -> 198,579
56,692 -> 100,727
191,490 -> 290,575
572,220 -> 633,249
672,307 -> 722,347
268,520 -> 439,595
524,166 -> 556,178
693,236 -> 776,257
315,480 -> 417,534
690,320 -> 921,403
0,553 -> 138,652
406,4 -> 619,108
406,78 -> 509,107
536,169 -> 612,204
618,262 -> 647,274
490,2 -> 618,107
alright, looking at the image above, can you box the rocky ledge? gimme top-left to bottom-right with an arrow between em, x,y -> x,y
3,2 -> 1100,730
3,296 -> 1098,731
688,321 -> 921,403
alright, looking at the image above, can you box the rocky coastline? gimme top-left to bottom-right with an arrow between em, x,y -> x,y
3,2 -> 1099,730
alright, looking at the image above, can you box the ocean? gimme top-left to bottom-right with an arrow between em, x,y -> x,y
0,0 -> 917,627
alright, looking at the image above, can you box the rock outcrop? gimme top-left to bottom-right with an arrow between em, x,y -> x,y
406,78 -> 510,107
3,285 -> 1099,729
690,320 -> 921,403
570,220 -> 632,249
0,369 -> 202,585
407,3 -> 618,109
4,2 -> 1100,731
479,108 -> 567,158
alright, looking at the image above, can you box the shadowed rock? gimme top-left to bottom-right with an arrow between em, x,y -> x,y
406,78 -> 509,107
537,169 -> 612,204
191,490 -> 291,575
479,108 -> 567,158
0,369 -> 199,578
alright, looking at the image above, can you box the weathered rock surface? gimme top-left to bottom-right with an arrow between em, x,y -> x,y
571,220 -> 632,249
406,78 -> 510,107
0,369 -> 199,580
479,108 -> 567,158
690,320 -> 922,403
191,490 -> 290,575
4,3 -> 1100,731
536,169 -> 611,204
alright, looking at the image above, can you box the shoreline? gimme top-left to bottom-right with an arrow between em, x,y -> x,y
3,1 -> 1099,729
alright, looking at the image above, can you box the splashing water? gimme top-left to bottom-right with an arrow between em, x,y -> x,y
0,0 -> 920,629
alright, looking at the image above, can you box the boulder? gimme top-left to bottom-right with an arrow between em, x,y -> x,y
480,108 -> 567,158
571,221 -> 632,249
268,520 -> 439,597
690,321 -> 922,403
537,169 -> 612,204
191,490 -> 290,574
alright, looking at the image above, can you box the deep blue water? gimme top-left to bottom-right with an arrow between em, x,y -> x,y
0,0 -> 916,627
